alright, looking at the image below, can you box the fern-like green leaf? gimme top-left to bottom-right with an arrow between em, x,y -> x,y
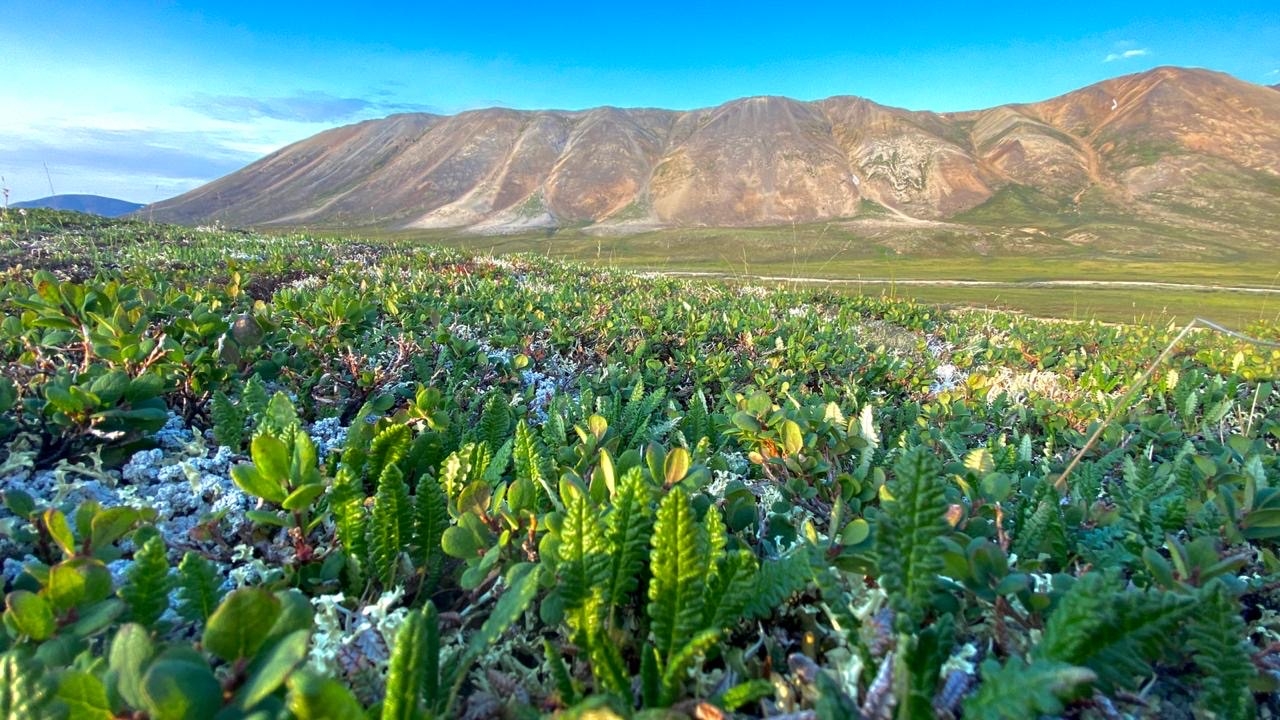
368,464 -> 413,587
175,551 -> 224,623
210,390 -> 244,450
411,474 -> 449,590
875,446 -> 948,632
602,468 -> 652,619
745,551 -> 811,619
558,482 -> 608,643
704,548 -> 759,630
660,628 -> 720,705
648,487 -> 706,663
963,657 -> 1095,720
118,534 -> 171,629
0,651 -> 63,720
1038,572 -> 1196,692
329,465 -> 368,570
367,424 -> 411,489
382,604 -> 437,720
478,393 -> 512,454
1187,584 -> 1255,720
241,374 -> 269,420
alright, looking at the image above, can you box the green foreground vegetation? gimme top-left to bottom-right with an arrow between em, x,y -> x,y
1,209 -> 1280,719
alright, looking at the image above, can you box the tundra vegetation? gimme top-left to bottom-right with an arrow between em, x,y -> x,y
1,209 -> 1279,719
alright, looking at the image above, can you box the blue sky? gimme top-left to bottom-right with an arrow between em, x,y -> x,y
1,1 -> 1277,204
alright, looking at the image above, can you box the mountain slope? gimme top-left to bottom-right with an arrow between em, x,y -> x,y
15,194 -> 143,217
143,68 -> 1280,240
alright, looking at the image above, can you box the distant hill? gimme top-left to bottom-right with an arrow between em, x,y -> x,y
144,67 -> 1280,246
13,194 -> 144,217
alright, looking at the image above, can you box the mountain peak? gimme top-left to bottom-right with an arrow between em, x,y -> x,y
143,67 -> 1280,239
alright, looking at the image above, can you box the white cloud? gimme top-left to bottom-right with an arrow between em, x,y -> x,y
1104,48 -> 1151,63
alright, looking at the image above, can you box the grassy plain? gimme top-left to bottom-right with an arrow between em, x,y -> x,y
352,222 -> 1280,328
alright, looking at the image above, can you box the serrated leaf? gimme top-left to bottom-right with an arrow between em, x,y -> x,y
648,487 -> 706,662
176,552 -> 224,623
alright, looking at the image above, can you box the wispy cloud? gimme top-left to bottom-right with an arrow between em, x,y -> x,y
1104,48 -> 1151,63
182,91 -> 438,123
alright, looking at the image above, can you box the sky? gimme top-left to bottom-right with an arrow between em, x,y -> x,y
1,1 -> 1278,204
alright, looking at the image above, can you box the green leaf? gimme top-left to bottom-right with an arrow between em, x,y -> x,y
236,629 -> 310,711
411,475 -> 449,588
2,489 -> 36,518
43,509 -> 77,558
55,670 -> 111,720
603,469 -> 653,615
108,623 -> 155,711
0,651 -> 63,720
140,656 -> 222,720
250,433 -> 291,487
328,466 -> 368,568
963,657 -> 1095,720
875,446 -> 948,632
663,447 -> 690,486
648,487 -> 706,663
0,376 -> 16,413
5,591 -> 55,641
382,604 -> 435,720
1038,572 -> 1196,692
281,484 -> 324,511
284,669 -> 365,720
558,481 -> 608,618
202,588 -> 283,663
46,558 -> 113,614
368,464 -> 413,587
89,507 -> 141,555
118,535 -> 171,629
175,552 -> 224,623
781,419 -> 804,456
230,464 -> 286,505
471,563 -> 540,652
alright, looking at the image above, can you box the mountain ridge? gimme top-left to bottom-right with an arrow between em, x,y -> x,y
143,67 -> 1280,243
14,194 -> 144,217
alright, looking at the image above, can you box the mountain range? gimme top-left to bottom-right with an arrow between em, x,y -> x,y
15,194 -> 143,217
144,67 -> 1280,243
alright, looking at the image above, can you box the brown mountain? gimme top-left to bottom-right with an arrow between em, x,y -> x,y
144,67 -> 1280,238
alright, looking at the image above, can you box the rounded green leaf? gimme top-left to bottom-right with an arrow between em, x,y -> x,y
141,659 -> 222,720
56,669 -> 112,720
203,588 -> 283,663
781,420 -> 804,456
281,484 -> 324,511
663,447 -> 690,486
6,590 -> 55,641
840,518 -> 871,546
285,669 -> 364,720
731,411 -> 762,433
232,464 -> 286,505
441,525 -> 482,559
43,508 -> 77,558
